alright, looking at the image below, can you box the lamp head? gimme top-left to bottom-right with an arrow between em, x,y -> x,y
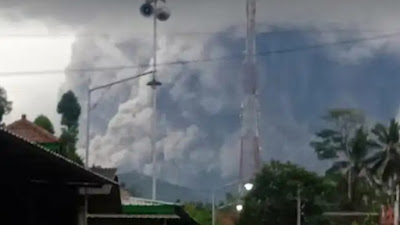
244,183 -> 254,191
236,204 -> 243,212
140,2 -> 154,17
156,5 -> 171,21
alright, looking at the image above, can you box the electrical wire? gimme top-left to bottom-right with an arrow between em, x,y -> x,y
0,27 -> 380,38
1,30 -> 399,77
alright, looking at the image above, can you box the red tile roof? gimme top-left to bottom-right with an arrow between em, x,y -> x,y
6,114 -> 59,143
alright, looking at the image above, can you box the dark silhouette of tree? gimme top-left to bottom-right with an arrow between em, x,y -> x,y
57,90 -> 82,164
57,90 -> 81,129
368,119 -> 400,200
239,161 -> 332,225
0,86 -> 12,123
311,108 -> 366,200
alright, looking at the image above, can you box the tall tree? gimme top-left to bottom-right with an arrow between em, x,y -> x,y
239,161 -> 332,225
311,108 -> 365,200
57,90 -> 81,129
34,114 -> 55,134
57,90 -> 82,164
326,128 -> 378,209
369,119 -> 400,198
0,86 -> 12,123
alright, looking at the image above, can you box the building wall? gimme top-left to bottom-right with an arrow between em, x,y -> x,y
2,182 -> 80,225
88,184 -> 122,214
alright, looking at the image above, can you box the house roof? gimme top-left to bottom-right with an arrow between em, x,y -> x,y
6,114 -> 59,143
121,195 -> 179,206
91,167 -> 118,180
0,128 -> 117,186
88,214 -> 180,219
89,205 -> 199,225
122,205 -> 177,215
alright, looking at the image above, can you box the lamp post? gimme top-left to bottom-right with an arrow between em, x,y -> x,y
83,70 -> 154,225
211,180 -> 254,225
140,0 -> 171,201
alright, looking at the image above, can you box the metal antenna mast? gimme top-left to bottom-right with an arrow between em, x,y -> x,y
239,0 -> 261,187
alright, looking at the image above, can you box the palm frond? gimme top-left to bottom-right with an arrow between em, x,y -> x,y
371,123 -> 389,144
315,129 -> 340,139
370,157 -> 386,176
326,161 -> 350,175
388,119 -> 400,143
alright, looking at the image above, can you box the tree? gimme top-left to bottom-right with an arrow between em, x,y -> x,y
368,119 -> 400,198
0,86 -> 12,123
185,203 -> 213,225
57,90 -> 82,164
34,115 -> 55,134
57,90 -> 81,129
311,108 -> 365,200
326,127 -> 378,207
239,161 -> 332,225
59,125 -> 83,165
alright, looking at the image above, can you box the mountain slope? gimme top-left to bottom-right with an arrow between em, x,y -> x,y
118,170 -> 210,202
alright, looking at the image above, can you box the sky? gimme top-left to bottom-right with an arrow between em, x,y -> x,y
2,0 -> 400,189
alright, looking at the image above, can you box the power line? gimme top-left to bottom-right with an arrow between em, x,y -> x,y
1,30 -> 399,77
0,27 -> 381,38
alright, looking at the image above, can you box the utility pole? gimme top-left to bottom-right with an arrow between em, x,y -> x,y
148,0 -> 161,200
212,192 -> 216,225
395,184 -> 399,225
297,186 -> 301,225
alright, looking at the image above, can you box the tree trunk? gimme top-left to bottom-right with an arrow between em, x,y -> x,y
348,169 -> 352,200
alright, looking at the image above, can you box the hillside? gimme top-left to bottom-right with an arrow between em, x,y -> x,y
118,170 -> 210,202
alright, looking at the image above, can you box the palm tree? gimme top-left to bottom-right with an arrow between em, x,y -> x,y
311,108 -> 366,200
369,119 -> 400,197
327,127 -> 377,204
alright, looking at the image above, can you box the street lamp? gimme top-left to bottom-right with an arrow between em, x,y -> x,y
236,204 -> 244,212
140,0 -> 171,201
244,182 -> 254,191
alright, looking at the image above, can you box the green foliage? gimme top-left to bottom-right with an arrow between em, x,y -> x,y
185,203 -> 213,225
311,108 -> 365,160
369,119 -> 400,183
57,91 -> 82,165
0,86 -> 12,123
311,109 -> 400,213
67,150 -> 84,165
239,161 -> 332,225
362,215 -> 379,225
311,108 -> 374,202
57,90 -> 81,128
34,114 -> 55,134
59,126 -> 83,165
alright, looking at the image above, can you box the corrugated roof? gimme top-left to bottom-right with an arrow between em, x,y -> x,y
88,214 -> 180,219
122,196 -> 179,206
6,114 -> 59,143
91,167 -> 117,180
0,128 -> 117,186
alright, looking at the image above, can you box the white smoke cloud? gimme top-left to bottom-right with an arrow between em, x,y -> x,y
4,0 -> 400,187
219,131 -> 241,177
62,32 -> 232,186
